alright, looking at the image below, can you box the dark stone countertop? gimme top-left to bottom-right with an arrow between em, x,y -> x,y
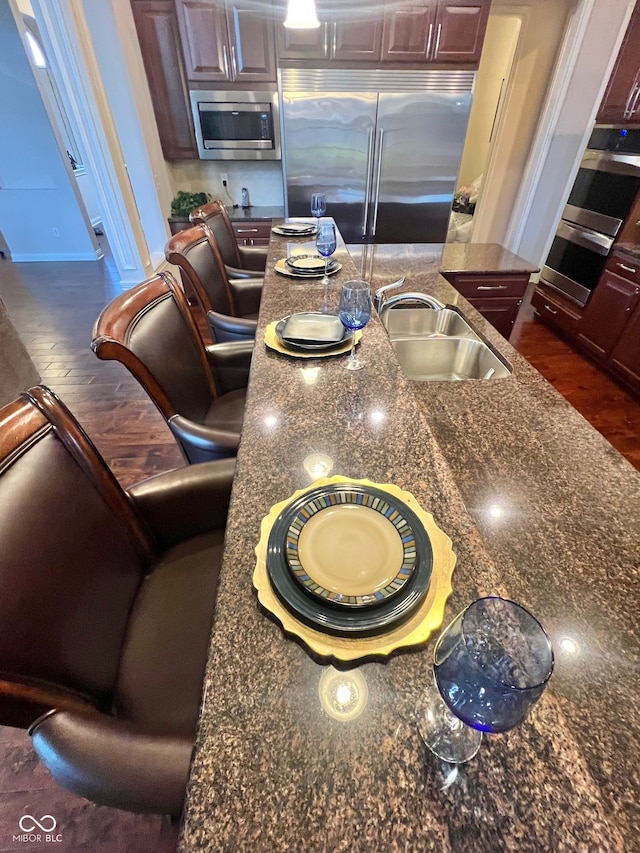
178,237 -> 639,852
230,205 -> 284,222
613,242 -> 640,263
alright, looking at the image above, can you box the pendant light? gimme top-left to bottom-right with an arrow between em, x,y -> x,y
283,0 -> 320,29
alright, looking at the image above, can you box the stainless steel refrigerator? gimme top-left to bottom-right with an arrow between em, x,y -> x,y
279,69 -> 475,244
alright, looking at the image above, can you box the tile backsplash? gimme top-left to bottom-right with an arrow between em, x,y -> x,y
167,161 -> 284,209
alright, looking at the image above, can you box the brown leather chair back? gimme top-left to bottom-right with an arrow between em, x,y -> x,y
165,224 -> 237,318
0,386 -> 155,727
189,199 -> 242,269
92,272 -> 220,427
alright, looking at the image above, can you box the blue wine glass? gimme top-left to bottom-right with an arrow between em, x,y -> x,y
338,281 -> 372,371
310,192 -> 326,228
316,218 -> 337,312
418,597 -> 554,764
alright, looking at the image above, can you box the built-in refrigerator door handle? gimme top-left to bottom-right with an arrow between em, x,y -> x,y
362,130 -> 375,237
371,128 -> 384,237
323,23 -> 330,58
426,24 -> 433,58
332,23 -> 338,57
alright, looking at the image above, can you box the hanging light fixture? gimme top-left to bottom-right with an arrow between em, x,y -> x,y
283,0 -> 320,29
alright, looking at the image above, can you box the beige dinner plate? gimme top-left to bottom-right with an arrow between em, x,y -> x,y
274,258 -> 342,279
297,504 -> 405,597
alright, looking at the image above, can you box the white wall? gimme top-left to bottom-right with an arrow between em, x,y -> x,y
510,0 -> 636,267
458,14 -> 521,190
471,0 -> 574,246
0,0 -> 97,261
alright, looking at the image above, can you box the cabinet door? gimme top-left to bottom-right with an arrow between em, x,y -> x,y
333,17 -> 384,61
466,297 -> 523,340
434,1 -> 490,63
577,271 -> 640,359
610,303 -> 640,392
381,1 -> 435,63
130,1 -> 197,159
597,5 -> 640,124
277,0 -> 330,61
175,0 -> 229,81
225,1 -> 276,81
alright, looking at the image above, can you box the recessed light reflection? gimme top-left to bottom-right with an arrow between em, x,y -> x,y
370,409 -> 386,423
559,636 -> 580,656
302,453 -> 334,480
319,667 -> 368,722
264,415 -> 278,428
488,504 -> 503,518
300,367 -> 320,385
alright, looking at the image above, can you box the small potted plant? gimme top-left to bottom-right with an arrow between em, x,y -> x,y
168,190 -> 211,235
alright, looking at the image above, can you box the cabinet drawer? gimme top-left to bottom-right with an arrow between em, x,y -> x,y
232,221 -> 272,245
444,273 -> 529,299
606,253 -> 640,286
531,286 -> 582,336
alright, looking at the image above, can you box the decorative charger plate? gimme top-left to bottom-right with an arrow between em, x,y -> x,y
283,486 -> 420,607
264,322 -> 361,358
266,483 -> 433,636
253,476 -> 457,663
274,258 -> 342,279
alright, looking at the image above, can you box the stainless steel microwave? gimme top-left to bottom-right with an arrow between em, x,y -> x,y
189,90 -> 281,161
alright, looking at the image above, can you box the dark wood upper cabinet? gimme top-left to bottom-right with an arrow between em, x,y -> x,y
434,1 -> 490,63
130,0 -> 197,160
577,269 -> 640,360
381,2 -> 434,63
279,0 -> 490,65
176,0 -> 276,83
597,5 -> 640,125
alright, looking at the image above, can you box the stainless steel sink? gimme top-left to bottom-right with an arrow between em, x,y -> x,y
380,303 -> 513,382
383,306 -> 477,339
391,337 -> 512,381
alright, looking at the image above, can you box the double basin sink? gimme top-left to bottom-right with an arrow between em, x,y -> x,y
380,297 -> 512,382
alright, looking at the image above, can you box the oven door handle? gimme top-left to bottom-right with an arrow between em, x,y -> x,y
556,220 -> 613,257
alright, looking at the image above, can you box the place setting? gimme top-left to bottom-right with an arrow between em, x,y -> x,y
252,475 -> 458,663
274,217 -> 342,281
264,280 -> 371,362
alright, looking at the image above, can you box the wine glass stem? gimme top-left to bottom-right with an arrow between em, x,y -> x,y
349,335 -> 356,363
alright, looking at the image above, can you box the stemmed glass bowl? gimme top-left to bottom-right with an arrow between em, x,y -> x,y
316,218 -> 337,312
418,596 -> 554,764
310,192 -> 326,227
338,281 -> 372,371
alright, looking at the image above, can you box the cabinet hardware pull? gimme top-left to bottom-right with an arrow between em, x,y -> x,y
434,23 -> 442,57
426,23 -> 433,58
222,45 -> 230,80
332,23 -> 337,56
230,45 -> 238,80
544,304 -> 558,315
236,228 -> 259,233
477,284 -> 508,290
617,263 -> 637,274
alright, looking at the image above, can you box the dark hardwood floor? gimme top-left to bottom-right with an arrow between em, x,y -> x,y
0,253 -> 639,851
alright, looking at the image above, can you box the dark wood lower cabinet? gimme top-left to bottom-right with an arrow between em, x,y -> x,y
442,272 -> 528,340
533,253 -> 640,397
577,270 -> 640,360
231,221 -> 271,246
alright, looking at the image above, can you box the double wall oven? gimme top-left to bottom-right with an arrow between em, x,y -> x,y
541,126 -> 640,306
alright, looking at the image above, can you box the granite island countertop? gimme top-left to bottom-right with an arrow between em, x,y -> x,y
178,238 -> 639,852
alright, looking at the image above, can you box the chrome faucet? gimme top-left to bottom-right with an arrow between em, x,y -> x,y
376,286 -> 445,328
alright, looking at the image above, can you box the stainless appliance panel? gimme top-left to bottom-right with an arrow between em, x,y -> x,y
371,91 -> 472,243
279,69 -> 474,244
540,266 -> 593,306
281,91 -> 379,243
190,89 -> 281,161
